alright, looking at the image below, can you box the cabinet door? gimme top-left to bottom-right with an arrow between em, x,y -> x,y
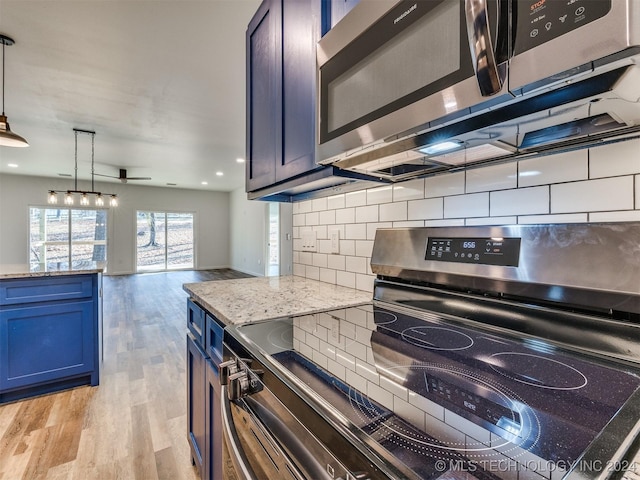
0,300 -> 95,392
246,0 -> 281,191
205,359 -> 222,480
277,0 -> 319,183
330,0 -> 360,28
187,334 -> 206,478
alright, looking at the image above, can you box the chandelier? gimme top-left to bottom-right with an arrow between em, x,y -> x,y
47,129 -> 118,207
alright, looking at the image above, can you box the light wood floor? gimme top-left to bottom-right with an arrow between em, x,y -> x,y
0,269 -> 252,480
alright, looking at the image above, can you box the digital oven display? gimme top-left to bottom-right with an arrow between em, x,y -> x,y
426,237 -> 521,267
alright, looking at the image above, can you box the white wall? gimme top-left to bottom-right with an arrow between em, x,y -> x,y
292,139 -> 640,292
229,187 -> 267,276
0,174 -> 230,275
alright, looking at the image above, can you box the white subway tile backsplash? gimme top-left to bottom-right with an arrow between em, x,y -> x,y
408,392 -> 445,421
551,176 -> 634,213
345,369 -> 368,393
305,212 -> 319,225
518,213 -> 588,224
319,268 -> 336,284
355,205 -> 379,223
294,143 -> 638,294
312,197 -> 327,212
339,239 -> 356,256
367,186 -> 393,205
336,350 -> 356,371
394,397 -> 426,431
590,139 -> 640,178
319,210 -> 336,225
518,150 -> 587,187
393,178 -> 425,201
345,223 -> 367,240
425,218 -> 465,227
392,221 -> 424,228
425,171 -> 465,198
590,210 -> 640,222
380,375 -> 408,402
355,358 -> 379,383
466,162 -> 517,193
336,270 -> 356,288
327,358 -> 346,381
305,265 -> 320,280
380,201 -> 408,221
444,193 -> 489,218
345,256 -> 368,274
327,193 -> 345,210
355,240 -> 374,257
335,207 -> 355,224
293,213 -> 305,227
408,197 -> 444,220
490,186 -> 549,217
312,253 -> 328,268
345,190 -> 367,207
297,200 -> 313,214
465,216 -> 517,226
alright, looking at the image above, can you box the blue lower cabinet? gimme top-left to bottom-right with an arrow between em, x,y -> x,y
0,273 -> 100,404
187,333 -> 207,478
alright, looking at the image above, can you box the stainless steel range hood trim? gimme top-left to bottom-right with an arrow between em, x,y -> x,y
331,66 -> 630,173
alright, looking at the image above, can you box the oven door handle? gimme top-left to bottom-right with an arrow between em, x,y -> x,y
221,385 -> 258,480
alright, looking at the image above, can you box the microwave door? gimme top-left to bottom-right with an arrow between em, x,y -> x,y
316,0 -> 512,164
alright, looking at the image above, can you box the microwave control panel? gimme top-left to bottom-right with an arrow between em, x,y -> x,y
514,0 -> 611,54
426,237 -> 521,267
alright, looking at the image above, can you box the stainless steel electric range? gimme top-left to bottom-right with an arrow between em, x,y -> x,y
221,223 -> 640,480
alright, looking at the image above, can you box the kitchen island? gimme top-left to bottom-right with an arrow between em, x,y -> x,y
0,267 -> 102,404
183,275 -> 371,325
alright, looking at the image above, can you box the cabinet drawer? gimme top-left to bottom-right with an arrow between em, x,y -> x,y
0,275 -> 93,306
187,299 -> 205,346
205,314 -> 224,363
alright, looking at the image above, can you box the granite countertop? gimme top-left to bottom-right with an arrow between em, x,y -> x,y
1,269 -> 103,280
183,275 -> 372,325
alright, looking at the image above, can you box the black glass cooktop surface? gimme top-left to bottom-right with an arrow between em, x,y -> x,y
235,305 -> 640,479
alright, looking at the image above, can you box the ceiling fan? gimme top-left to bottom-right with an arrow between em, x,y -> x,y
95,168 -> 152,184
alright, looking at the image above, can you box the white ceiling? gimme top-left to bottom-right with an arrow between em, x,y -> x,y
0,0 -> 261,192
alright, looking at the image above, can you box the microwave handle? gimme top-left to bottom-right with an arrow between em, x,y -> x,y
465,0 -> 505,96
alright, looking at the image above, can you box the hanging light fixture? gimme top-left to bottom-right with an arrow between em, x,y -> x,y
47,129 -> 118,207
0,34 -> 28,147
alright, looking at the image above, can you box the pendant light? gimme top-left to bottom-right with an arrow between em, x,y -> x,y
47,129 -> 118,207
0,34 -> 28,147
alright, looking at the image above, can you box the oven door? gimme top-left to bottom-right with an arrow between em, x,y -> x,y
317,0 -> 511,163
220,380 -> 349,480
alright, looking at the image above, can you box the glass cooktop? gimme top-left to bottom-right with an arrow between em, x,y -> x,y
232,304 -> 640,480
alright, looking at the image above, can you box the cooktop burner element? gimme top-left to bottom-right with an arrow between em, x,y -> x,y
372,309 -> 397,325
488,352 -> 589,390
402,326 -> 475,351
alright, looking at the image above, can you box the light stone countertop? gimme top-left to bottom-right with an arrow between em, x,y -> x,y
183,275 -> 372,325
0,269 -> 102,280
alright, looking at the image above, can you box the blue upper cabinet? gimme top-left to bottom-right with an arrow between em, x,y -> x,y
329,0 -> 360,29
246,0 -> 325,194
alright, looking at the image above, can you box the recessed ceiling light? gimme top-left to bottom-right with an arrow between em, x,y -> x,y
7,163 -> 18,168
236,158 -> 245,163
216,171 -> 223,176
166,182 -> 177,186
201,181 -> 208,185
58,173 -> 72,177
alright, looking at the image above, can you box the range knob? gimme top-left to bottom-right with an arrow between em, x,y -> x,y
218,359 -> 239,386
227,370 -> 251,401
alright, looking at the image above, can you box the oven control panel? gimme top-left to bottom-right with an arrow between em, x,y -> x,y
426,237 -> 521,266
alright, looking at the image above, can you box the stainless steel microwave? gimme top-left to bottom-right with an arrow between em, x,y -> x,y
316,0 -> 640,181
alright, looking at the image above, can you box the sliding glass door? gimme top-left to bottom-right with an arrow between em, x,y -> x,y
29,207 -> 108,271
136,211 -> 194,272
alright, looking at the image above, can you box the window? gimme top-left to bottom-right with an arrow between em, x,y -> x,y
29,208 -> 108,271
136,211 -> 194,272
